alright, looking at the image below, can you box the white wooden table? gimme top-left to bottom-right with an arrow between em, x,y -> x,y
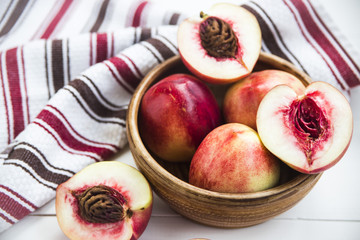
1,0 -> 360,239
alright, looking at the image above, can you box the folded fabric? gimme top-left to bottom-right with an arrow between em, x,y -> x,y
0,0 -> 359,233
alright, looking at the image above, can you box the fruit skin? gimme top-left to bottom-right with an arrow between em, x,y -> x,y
189,123 -> 281,193
178,3 -> 261,84
256,82 -> 353,174
139,73 -> 222,162
55,161 -> 153,240
223,69 -> 306,130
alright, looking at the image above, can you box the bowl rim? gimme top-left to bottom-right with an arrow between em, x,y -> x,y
127,52 -> 321,201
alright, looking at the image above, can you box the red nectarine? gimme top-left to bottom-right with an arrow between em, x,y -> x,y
139,73 -> 222,162
189,123 -> 281,193
223,69 -> 306,130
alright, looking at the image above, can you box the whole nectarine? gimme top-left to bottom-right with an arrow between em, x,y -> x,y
139,73 -> 221,162
189,123 -> 281,193
223,69 -> 306,130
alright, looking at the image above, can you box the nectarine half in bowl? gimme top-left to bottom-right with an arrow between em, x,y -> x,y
126,53 -> 322,228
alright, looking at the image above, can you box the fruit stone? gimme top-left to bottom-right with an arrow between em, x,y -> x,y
139,73 -> 221,162
189,123 -> 281,193
223,69 -> 306,130
56,161 -> 153,240
256,82 -> 353,174
177,3 -> 261,84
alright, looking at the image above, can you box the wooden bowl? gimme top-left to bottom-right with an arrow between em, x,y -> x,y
126,52 -> 322,228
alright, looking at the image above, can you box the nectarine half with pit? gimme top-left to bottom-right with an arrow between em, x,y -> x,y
257,81 -> 353,174
55,161 -> 153,240
177,3 -> 262,84
189,123 -> 281,193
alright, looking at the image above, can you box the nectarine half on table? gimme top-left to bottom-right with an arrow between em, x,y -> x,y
55,162 -> 153,240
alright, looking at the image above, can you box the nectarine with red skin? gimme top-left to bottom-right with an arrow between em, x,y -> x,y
223,69 -> 306,130
139,73 -> 222,162
189,123 -> 281,193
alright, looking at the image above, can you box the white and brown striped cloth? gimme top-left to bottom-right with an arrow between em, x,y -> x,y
0,0 -> 359,233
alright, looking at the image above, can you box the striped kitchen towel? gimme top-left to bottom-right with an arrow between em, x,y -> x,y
0,0 -> 359,233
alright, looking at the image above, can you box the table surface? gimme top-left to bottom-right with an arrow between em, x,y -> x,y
1,0 -> 360,239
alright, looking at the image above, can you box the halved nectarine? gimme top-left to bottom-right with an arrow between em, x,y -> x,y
177,3 -> 262,84
256,82 -> 353,174
56,161 -> 153,240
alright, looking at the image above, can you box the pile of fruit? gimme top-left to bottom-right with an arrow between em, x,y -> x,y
141,2 -> 353,191
54,3 -> 353,240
